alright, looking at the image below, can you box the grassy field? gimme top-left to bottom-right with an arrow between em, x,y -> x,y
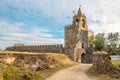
112,60 -> 120,69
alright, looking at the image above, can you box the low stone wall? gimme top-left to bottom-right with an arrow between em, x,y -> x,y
93,52 -> 120,78
93,52 -> 112,73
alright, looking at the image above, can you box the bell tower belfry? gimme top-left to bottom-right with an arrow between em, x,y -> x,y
72,7 -> 88,31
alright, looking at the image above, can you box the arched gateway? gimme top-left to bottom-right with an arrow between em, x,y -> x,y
81,53 -> 86,63
74,48 -> 86,63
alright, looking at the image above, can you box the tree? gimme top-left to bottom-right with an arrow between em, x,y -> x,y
107,32 -> 119,54
107,32 -> 119,45
94,33 -> 106,51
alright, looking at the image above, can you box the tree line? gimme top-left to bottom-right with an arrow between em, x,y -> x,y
89,32 -> 120,55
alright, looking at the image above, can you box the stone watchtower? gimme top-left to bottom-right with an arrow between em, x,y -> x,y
65,7 -> 89,62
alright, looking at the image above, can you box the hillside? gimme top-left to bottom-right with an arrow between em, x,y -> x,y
0,51 -> 76,80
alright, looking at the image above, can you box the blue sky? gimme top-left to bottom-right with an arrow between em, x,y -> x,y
0,0 -> 120,49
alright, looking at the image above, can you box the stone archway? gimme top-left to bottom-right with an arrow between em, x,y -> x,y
81,53 -> 86,63
74,48 -> 86,62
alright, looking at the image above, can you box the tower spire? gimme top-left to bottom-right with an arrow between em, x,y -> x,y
77,5 -> 82,15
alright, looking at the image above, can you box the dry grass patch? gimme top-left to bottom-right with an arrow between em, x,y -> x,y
0,52 -> 77,80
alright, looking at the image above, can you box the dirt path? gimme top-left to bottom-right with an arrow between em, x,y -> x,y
46,64 -> 98,80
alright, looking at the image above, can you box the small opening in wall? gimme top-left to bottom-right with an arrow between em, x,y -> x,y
82,43 -> 84,48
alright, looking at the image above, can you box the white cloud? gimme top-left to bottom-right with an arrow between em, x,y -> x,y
82,0 -> 120,33
3,0 -> 120,32
0,20 -> 64,49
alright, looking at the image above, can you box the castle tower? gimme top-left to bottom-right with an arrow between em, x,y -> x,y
65,7 -> 89,62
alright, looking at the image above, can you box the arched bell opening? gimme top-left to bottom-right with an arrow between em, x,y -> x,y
82,19 -> 85,28
75,19 -> 79,27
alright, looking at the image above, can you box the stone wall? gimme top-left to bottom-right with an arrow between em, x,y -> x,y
64,47 -> 74,60
64,25 -> 78,48
85,47 -> 93,63
93,52 -> 120,78
64,25 -> 89,62
81,30 -> 88,48
6,44 -> 64,53
93,52 -> 112,73
64,25 -> 78,60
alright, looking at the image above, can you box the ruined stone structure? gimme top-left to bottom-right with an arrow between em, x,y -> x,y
93,52 -> 120,78
6,44 -> 64,53
6,7 -> 94,62
64,7 -> 93,62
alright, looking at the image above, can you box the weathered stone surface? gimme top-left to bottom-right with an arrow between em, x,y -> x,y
73,47 -> 93,63
85,47 -> 93,63
93,52 -> 113,73
93,52 -> 120,78
6,44 -> 64,53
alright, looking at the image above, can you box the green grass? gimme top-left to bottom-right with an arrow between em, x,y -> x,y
1,63 -> 76,80
112,60 -> 120,69
1,64 -> 44,80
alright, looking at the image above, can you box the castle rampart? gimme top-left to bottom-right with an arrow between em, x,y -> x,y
6,44 -> 64,53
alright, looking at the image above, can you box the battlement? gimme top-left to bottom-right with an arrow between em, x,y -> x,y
65,24 -> 76,30
14,43 -> 24,47
6,44 -> 64,53
13,44 -> 63,48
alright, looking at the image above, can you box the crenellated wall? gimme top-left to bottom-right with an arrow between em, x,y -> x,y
6,44 -> 64,53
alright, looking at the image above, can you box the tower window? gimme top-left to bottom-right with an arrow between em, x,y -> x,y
82,19 -> 85,28
75,19 -> 79,27
82,43 -> 84,48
